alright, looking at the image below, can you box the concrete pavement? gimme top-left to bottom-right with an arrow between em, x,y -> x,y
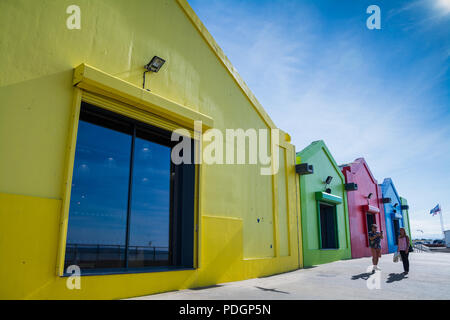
130,252 -> 450,300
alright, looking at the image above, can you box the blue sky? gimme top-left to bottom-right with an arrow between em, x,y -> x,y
188,0 -> 450,239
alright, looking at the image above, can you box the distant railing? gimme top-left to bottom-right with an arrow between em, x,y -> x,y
65,243 -> 169,267
413,243 -> 431,253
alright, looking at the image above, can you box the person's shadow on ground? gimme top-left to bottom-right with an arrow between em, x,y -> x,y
255,286 -> 289,294
386,273 -> 408,283
351,272 -> 374,281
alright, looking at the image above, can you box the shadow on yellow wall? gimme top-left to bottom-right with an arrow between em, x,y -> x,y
0,193 -> 299,299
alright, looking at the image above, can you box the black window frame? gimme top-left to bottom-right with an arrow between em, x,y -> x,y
318,202 -> 339,250
63,102 -> 196,276
365,212 -> 376,247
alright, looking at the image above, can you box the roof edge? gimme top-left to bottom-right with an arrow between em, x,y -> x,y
380,178 -> 401,203
297,140 -> 345,181
176,0 -> 277,130
343,158 -> 378,185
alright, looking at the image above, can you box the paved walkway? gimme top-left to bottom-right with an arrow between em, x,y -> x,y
131,252 -> 450,300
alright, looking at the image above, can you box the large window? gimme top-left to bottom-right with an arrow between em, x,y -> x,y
64,102 -> 195,273
319,203 -> 338,249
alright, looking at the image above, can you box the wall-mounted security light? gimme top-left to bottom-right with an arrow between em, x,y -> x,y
381,197 -> 392,204
323,176 -> 333,194
145,56 -> 166,73
143,56 -> 166,90
401,205 -> 409,210
345,183 -> 358,191
296,163 -> 314,175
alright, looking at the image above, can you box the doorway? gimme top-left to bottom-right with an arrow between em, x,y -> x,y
319,203 -> 338,249
366,213 -> 376,246
393,219 -> 400,245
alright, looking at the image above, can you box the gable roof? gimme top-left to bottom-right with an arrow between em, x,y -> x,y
380,178 -> 401,204
340,158 -> 378,185
296,140 -> 345,182
176,0 -> 277,130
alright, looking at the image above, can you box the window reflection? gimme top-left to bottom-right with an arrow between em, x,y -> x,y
65,119 -> 132,270
128,135 -> 171,267
64,103 -> 195,273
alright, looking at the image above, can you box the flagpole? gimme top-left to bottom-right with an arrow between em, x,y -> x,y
439,208 -> 445,237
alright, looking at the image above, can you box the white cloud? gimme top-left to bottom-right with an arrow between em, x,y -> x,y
435,0 -> 450,14
190,0 -> 450,239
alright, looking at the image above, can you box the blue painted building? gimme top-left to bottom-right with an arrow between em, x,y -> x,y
379,178 -> 405,253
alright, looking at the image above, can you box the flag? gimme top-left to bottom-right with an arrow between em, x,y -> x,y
430,204 -> 441,216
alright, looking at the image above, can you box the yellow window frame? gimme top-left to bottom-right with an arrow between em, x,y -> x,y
56,64 -> 212,276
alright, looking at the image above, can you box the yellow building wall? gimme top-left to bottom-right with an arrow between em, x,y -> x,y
0,0 -> 302,299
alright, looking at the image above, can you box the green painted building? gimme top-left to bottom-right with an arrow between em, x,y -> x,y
296,141 -> 351,267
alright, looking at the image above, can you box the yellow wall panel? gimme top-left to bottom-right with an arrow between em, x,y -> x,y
0,0 -> 302,299
0,195 -> 299,299
277,148 -> 290,257
0,193 -> 61,299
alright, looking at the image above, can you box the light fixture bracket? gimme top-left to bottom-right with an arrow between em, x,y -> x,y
296,163 -> 314,175
345,183 -> 358,191
381,197 -> 392,204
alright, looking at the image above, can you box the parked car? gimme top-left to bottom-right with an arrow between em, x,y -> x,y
424,240 -> 446,248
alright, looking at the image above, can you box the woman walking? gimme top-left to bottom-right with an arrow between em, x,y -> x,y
397,228 -> 410,274
368,224 -> 383,271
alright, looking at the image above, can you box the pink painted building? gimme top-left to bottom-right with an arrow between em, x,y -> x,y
341,158 -> 388,258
